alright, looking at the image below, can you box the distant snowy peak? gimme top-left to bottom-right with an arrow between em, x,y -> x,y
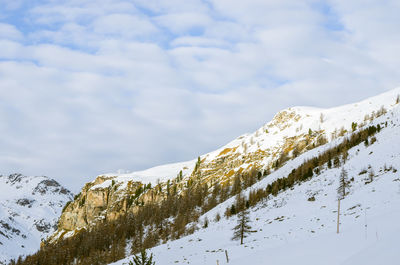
0,173 -> 73,264
2,173 -> 70,196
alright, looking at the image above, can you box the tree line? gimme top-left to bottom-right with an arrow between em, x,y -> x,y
224,123 -> 382,218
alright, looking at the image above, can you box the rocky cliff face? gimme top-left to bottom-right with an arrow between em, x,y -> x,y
50,110 -> 327,242
51,88 -> 400,243
56,177 -> 156,233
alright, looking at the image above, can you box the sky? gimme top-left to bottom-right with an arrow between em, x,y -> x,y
0,0 -> 400,192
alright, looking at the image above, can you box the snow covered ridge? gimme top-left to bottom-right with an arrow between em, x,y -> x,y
98,87 -> 400,188
51,87 -> 400,242
112,95 -> 400,265
0,174 -> 73,264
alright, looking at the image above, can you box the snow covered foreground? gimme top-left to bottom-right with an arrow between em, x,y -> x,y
111,104 -> 400,265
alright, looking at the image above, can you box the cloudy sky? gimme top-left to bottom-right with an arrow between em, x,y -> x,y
0,0 -> 399,191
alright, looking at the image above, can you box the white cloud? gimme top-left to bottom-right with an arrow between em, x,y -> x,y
171,36 -> 228,47
209,0 -> 319,27
29,0 -> 138,25
1,0 -> 400,190
92,14 -> 159,39
328,0 -> 400,69
132,0 -> 209,14
0,23 -> 23,40
29,23 -> 91,47
0,40 -> 23,58
0,0 -> 24,11
155,12 -> 212,34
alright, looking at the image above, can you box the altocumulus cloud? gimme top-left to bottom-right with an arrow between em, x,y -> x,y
0,0 -> 400,191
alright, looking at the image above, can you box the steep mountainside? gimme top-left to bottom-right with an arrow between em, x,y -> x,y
52,87 -> 400,242
0,174 -> 73,264
112,94 -> 400,265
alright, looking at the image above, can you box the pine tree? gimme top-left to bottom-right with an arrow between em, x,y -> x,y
333,156 -> 341,168
128,250 -> 155,265
232,207 -> 252,245
231,175 -> 242,195
327,159 -> 332,169
203,217 -> 209,228
342,151 -> 348,164
230,204 -> 236,215
351,122 -> 357,132
337,168 -> 348,200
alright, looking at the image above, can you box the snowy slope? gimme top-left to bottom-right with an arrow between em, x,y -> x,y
111,94 -> 400,265
202,86 -> 400,165
99,87 -> 400,190
101,160 -> 196,187
0,174 -> 73,264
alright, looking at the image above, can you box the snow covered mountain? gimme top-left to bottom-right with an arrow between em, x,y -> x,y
104,87 -> 400,181
111,90 -> 400,265
101,87 -> 399,185
25,87 -> 399,265
53,87 -> 400,242
0,174 -> 73,264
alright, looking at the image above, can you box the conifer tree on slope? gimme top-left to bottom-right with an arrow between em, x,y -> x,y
232,205 -> 252,245
337,167 -> 349,200
128,249 -> 155,265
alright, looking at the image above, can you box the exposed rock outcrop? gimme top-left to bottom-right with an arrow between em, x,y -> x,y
51,108 -> 326,242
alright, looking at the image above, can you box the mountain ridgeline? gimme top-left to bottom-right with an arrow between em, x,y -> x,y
12,88 -> 400,265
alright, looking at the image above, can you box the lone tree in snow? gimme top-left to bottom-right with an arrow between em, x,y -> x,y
128,249 -> 155,265
232,200 -> 252,245
337,168 -> 349,200
336,168 -> 349,234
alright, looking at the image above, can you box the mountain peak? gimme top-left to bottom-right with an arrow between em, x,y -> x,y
0,173 -> 73,263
